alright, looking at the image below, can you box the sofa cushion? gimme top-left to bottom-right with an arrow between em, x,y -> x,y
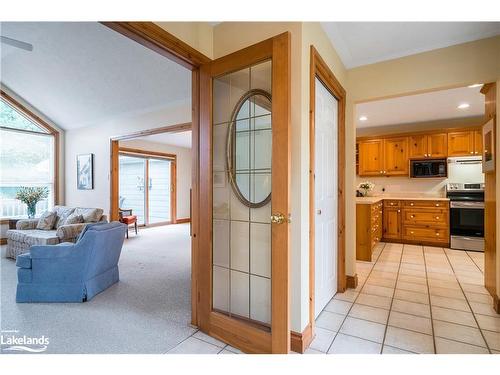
7,229 -> 60,246
36,211 -> 57,230
65,213 -> 84,225
53,206 -> 76,228
74,208 -> 104,223
16,253 -> 32,269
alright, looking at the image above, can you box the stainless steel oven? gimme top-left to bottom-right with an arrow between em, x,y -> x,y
447,183 -> 485,252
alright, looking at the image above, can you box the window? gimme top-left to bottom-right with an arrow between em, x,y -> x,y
0,92 -> 58,217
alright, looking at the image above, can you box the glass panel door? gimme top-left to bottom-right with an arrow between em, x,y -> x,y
212,60 -> 273,327
198,33 -> 290,354
119,155 -> 146,224
148,158 -> 172,224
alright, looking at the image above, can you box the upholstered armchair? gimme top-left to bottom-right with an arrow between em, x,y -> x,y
15,222 -> 127,303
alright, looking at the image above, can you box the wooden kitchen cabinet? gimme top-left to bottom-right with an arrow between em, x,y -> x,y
427,133 -> 448,158
401,200 -> 449,246
383,205 -> 401,240
448,131 -> 474,156
409,134 -> 428,158
473,130 -> 483,156
356,201 -> 383,261
358,139 -> 384,176
409,133 -> 447,159
384,137 -> 408,175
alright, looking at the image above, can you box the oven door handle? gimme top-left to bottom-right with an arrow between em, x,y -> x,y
450,202 -> 484,209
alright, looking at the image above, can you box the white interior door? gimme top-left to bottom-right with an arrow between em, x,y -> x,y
314,78 -> 338,318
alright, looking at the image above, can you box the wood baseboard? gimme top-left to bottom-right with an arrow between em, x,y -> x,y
346,274 -> 358,289
176,218 -> 191,224
290,323 -> 313,353
0,238 -> 7,245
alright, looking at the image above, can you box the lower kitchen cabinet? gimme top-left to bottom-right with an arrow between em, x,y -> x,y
356,201 -> 383,261
357,198 -> 450,261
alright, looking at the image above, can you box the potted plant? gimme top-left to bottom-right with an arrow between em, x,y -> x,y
357,181 -> 375,197
15,186 -> 49,218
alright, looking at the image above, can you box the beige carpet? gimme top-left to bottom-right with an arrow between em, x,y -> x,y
0,224 -> 196,353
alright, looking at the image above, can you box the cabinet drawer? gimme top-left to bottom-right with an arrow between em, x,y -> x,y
402,200 -> 448,209
402,209 -> 448,226
403,226 -> 448,242
384,200 -> 401,208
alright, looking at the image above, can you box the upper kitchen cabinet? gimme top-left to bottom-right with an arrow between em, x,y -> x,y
447,131 -> 474,156
409,133 -> 447,159
358,139 -> 384,176
409,134 -> 427,158
473,129 -> 483,156
384,137 -> 409,175
427,133 -> 448,158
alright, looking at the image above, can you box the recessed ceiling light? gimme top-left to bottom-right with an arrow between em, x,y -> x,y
359,116 -> 368,121
457,103 -> 470,109
468,83 -> 483,88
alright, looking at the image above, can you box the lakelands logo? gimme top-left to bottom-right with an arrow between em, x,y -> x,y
1,330 -> 49,353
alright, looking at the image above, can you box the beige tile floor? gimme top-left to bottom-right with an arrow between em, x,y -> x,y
308,242 -> 500,354
166,242 -> 499,354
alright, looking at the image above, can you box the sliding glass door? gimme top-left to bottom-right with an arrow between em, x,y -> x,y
148,159 -> 172,224
119,154 -> 174,226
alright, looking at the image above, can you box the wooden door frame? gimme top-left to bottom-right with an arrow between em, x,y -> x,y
309,46 -> 347,343
198,33 -> 291,354
102,22 -> 209,328
117,147 -> 178,226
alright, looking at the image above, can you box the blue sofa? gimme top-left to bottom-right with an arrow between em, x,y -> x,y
16,222 -> 127,303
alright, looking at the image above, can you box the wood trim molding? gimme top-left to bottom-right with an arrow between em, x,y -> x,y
176,217 -> 191,224
112,147 -> 178,225
119,147 -> 176,160
494,294 -> 500,314
309,46 -> 347,338
356,125 -> 483,142
346,274 -> 359,289
1,89 -> 60,205
290,324 -> 314,354
101,22 -> 211,70
111,122 -> 191,142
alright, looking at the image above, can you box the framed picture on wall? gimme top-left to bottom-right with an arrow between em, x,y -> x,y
482,119 -> 495,173
77,153 -> 94,190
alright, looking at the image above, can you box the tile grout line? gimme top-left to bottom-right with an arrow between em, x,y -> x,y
441,248 -> 492,354
324,242 -> 387,354
464,250 -> 484,274
422,246 -> 439,354
379,243 -> 405,354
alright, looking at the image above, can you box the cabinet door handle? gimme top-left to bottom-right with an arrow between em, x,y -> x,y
435,216 -> 440,220
410,202 -> 414,206
410,215 -> 415,218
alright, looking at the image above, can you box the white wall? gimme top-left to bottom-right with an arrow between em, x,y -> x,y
119,138 -> 192,220
64,100 -> 191,215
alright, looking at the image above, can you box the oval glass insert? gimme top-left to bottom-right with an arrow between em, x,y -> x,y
226,89 -> 272,208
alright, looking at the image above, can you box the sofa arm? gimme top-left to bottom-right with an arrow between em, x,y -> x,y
56,223 -> 87,242
16,219 -> 39,230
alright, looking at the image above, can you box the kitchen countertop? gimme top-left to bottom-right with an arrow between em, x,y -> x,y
356,195 -> 450,204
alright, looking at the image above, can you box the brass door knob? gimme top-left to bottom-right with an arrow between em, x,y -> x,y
271,212 -> 286,224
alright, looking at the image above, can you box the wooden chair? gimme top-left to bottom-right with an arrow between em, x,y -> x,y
118,208 -> 138,239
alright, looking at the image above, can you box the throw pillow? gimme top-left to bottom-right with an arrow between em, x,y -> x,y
36,211 -> 57,230
56,209 -> 75,228
64,213 -> 84,225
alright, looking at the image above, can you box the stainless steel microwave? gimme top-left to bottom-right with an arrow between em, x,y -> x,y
410,159 -> 447,178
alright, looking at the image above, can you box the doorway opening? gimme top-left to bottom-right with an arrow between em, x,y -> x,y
309,46 -> 347,342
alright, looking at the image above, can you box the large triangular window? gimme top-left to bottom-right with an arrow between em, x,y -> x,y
0,98 -> 49,133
